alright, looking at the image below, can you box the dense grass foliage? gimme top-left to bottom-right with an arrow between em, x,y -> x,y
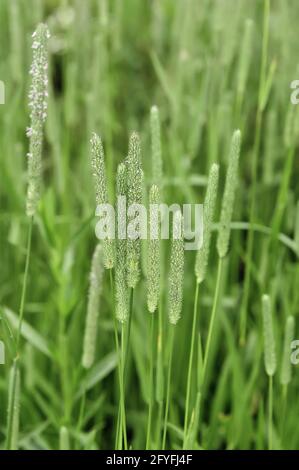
0,0 -> 299,450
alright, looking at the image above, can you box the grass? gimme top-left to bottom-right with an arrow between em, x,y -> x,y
0,0 -> 299,451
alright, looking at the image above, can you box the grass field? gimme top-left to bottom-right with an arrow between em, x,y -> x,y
0,0 -> 299,451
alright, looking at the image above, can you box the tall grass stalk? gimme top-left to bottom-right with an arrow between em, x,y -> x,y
116,287 -> 134,450
146,184 -> 160,448
114,164 -> 127,448
162,325 -> 175,450
146,312 -> 155,449
120,323 -> 128,450
162,211 -> 184,448
6,360 -> 20,450
183,281 -> 199,448
116,132 -> 143,448
202,130 -> 241,394
17,23 -> 50,347
262,294 -> 276,450
183,163 -> 219,443
114,162 -> 129,449
8,24 -> 50,449
16,217 -> 33,350
201,257 -> 223,384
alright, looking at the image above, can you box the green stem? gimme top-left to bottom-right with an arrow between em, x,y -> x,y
6,358 -> 19,449
120,324 -> 128,450
202,257 -> 223,385
162,326 -> 175,450
146,313 -> 155,449
155,401 -> 163,449
75,392 -> 86,450
109,269 -> 122,450
16,216 -> 33,351
7,217 -> 33,449
183,281 -> 200,445
115,287 -> 134,450
280,384 -> 287,447
268,375 -> 273,450
155,301 -> 164,448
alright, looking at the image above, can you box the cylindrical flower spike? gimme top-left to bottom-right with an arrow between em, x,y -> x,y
195,163 -> 219,283
262,294 -> 276,377
126,132 -> 143,289
217,130 -> 241,258
147,184 -> 160,313
26,23 -> 50,217
115,163 -> 129,323
90,132 -> 114,269
82,244 -> 104,369
168,211 -> 184,325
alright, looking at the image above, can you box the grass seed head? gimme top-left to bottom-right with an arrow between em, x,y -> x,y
262,294 -> 276,377
115,162 -> 129,323
82,244 -> 104,368
168,211 -> 184,325
26,23 -> 50,217
195,163 -> 219,283
126,132 -> 143,288
147,184 -> 160,313
217,129 -> 241,258
90,132 -> 115,269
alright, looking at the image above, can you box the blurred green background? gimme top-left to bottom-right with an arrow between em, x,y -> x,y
0,0 -> 299,450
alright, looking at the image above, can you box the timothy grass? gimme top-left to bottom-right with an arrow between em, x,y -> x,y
0,0 -> 299,451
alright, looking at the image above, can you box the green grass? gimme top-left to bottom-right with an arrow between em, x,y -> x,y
0,0 -> 299,450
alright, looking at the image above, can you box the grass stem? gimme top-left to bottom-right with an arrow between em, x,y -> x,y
268,375 -> 273,450
162,326 -> 175,450
146,313 -> 155,449
16,216 -> 33,351
202,257 -> 223,384
183,280 -> 199,445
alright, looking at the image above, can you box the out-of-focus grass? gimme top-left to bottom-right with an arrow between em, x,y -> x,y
0,0 -> 299,450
